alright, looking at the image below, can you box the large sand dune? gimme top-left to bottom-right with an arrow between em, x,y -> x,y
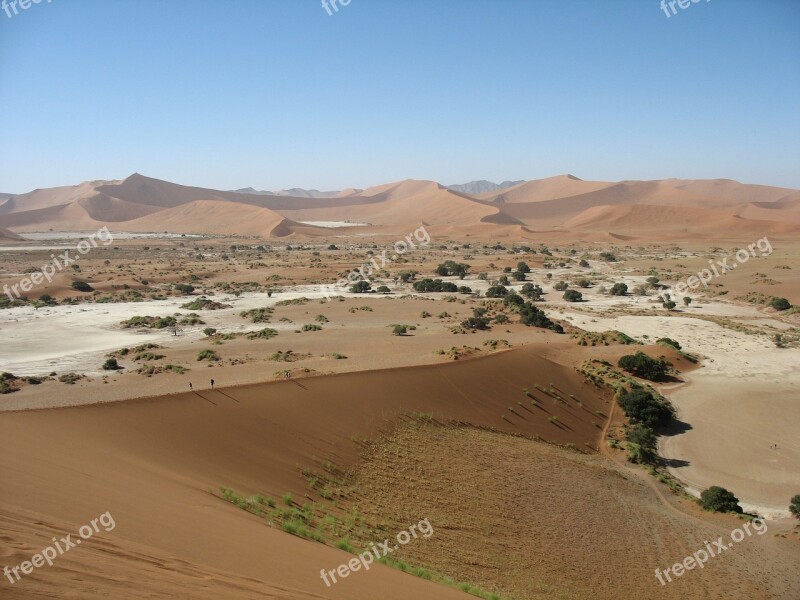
1,172 -> 799,240
0,347 -> 612,599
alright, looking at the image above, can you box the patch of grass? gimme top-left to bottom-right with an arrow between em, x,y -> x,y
247,328 -> 278,340
275,297 -> 310,306
58,373 -> 82,384
240,307 -> 273,323
197,349 -> 220,362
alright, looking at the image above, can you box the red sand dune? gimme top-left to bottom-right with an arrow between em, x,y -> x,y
0,346 -> 609,599
123,199 -> 305,237
1,173 -> 799,241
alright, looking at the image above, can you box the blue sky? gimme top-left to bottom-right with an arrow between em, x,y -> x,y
1,0 -> 798,193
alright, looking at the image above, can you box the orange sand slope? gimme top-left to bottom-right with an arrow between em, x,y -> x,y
0,347 -> 609,599
1,173 -> 799,240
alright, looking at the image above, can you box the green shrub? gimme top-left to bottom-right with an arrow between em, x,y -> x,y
618,351 -> 670,381
700,486 -> 742,513
102,358 -> 120,371
617,388 -> 672,428
71,281 -> 93,293
240,307 -> 273,323
656,337 -> 681,350
625,424 -> 658,464
350,280 -> 371,293
790,495 -> 800,519
610,283 -> 628,296
519,302 -> 563,333
197,350 -> 220,362
769,297 -> 792,311
247,328 -> 278,339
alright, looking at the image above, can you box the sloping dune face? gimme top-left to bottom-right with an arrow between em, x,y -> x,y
277,179 -> 512,230
562,203 -> 800,238
95,173 -> 233,208
0,348 -> 612,599
124,199 -> 297,237
476,174 -> 616,203
0,225 -> 22,240
0,180 -> 118,215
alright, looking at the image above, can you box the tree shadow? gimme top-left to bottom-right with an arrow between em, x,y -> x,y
660,457 -> 691,468
660,419 -> 693,437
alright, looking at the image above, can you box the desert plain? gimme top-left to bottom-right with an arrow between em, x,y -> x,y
1,174 -> 799,599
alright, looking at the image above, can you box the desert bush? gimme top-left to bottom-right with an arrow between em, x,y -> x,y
700,486 -> 742,513
617,388 -> 672,428
350,280 -> 371,293
610,283 -> 628,296
413,279 -> 458,293
618,351 -> 670,381
197,350 -> 220,362
563,290 -> 582,302
519,302 -> 563,333
790,495 -> 800,519
625,424 -> 658,463
71,281 -> 93,292
656,338 -> 681,350
485,285 -> 508,298
769,297 -> 791,311
240,307 -> 273,323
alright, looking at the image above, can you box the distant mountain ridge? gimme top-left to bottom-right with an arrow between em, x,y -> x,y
232,187 -> 360,198
448,180 -> 526,195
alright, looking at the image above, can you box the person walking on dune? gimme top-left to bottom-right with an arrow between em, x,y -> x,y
210,379 -> 215,390
189,382 -> 193,392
